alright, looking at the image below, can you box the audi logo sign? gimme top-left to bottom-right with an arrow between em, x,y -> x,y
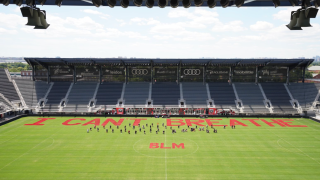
183,69 -> 201,76
131,69 -> 149,75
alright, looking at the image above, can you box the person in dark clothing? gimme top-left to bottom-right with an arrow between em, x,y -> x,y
129,123 -> 131,127
106,129 -> 108,133
120,129 -> 122,133
110,125 -> 111,129
224,125 -> 226,129
117,126 -> 119,129
112,129 -> 114,133
135,130 -> 137,134
144,130 -> 146,134
97,128 -> 99,132
139,128 -> 141,132
128,130 -> 130,134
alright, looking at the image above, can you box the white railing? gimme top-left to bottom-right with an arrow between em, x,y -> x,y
4,69 -> 12,82
11,79 -> 27,108
0,93 -> 14,109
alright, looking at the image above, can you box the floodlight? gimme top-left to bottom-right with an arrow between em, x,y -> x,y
2,0 -> 10,6
55,0 -> 63,6
26,0 -> 33,5
134,0 -> 143,6
207,0 -> 216,8
315,0 -> 320,8
182,0 -> 191,8
288,0 -> 298,6
170,0 -> 179,8
14,0 -> 23,6
220,0 -> 229,8
108,0 -> 116,7
38,0 -> 47,5
92,0 -> 102,7
146,0 -> 154,8
272,0 -> 280,7
235,0 -> 244,7
296,9 -> 312,27
305,7 -> 319,18
158,0 -> 167,8
194,0 -> 203,6
20,6 -> 33,17
120,0 -> 129,8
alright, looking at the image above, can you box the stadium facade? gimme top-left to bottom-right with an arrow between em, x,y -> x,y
1,58 -> 319,117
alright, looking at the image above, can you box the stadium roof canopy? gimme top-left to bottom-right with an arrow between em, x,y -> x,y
7,0 -> 297,7
24,58 -> 313,67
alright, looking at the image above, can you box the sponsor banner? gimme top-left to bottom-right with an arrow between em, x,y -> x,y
116,108 -> 124,115
129,67 -> 151,76
208,108 -> 217,115
260,69 -> 287,76
181,68 -> 203,76
206,70 -> 229,75
103,68 -> 125,75
77,67 -> 99,76
154,68 -> 177,76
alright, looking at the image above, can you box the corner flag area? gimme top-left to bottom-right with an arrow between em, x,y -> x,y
1,117 -> 320,179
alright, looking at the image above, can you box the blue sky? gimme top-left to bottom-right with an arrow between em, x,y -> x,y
0,5 -> 319,58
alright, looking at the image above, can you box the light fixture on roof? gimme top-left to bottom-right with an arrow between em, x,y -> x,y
108,0 -> 116,7
286,7 -> 318,30
220,0 -> 229,8
38,0 -> 47,5
235,0 -> 244,7
288,0 -> 298,6
182,0 -> 191,8
134,0 -> 143,6
194,0 -> 203,6
14,0 -> 23,6
170,0 -> 179,8
158,0 -> 167,8
55,0 -> 63,6
207,0 -> 216,8
146,0 -> 154,7
272,0 -> 280,7
2,0 -> 10,6
92,0 -> 102,7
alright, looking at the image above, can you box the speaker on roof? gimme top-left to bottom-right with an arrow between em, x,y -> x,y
170,0 -> 179,8
20,6 -> 33,17
134,0 -> 143,6
26,8 -> 42,27
108,0 -> 116,7
272,0 -> 280,7
235,0 -> 244,7
55,0 -> 63,6
34,10 -> 50,29
182,0 -> 191,8
286,11 -> 302,30
26,0 -> 33,5
220,0 -> 229,8
120,0 -> 129,8
38,0 -> 47,5
2,0 -> 10,6
194,0 -> 203,6
207,0 -> 216,8
14,0 -> 23,6
305,7 -> 319,18
288,0 -> 298,6
146,0 -> 154,8
158,0 -> 167,8
92,0 -> 102,7
296,9 -> 312,27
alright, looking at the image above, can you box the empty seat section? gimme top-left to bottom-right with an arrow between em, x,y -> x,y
288,83 -> 320,109
182,82 -> 207,107
261,83 -> 297,113
15,79 -> 34,108
152,82 -> 180,106
124,82 -> 149,105
0,69 -> 19,101
0,96 -> 12,109
208,83 -> 237,110
235,83 -> 269,113
63,82 -> 97,112
42,82 -> 71,112
32,81 -> 51,107
95,83 -> 123,107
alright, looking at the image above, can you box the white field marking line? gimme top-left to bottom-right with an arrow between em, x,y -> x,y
132,137 -> 199,159
281,138 -> 320,165
0,127 -> 64,172
276,139 -> 304,155
0,118 -> 31,134
165,131 -> 167,180
35,137 -> 55,152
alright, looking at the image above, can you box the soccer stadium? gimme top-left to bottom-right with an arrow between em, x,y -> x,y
1,58 -> 320,179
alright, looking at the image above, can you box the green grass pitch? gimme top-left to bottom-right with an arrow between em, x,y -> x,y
1,116 -> 320,179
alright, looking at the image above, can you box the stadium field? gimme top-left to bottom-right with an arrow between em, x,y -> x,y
1,116 -> 320,180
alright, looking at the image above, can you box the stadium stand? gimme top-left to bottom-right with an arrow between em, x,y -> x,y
235,83 -> 269,113
123,82 -> 149,106
182,82 -> 208,108
15,79 -> 51,108
152,82 -> 180,107
208,83 -> 238,111
0,69 -> 19,102
261,83 -> 297,113
0,95 -> 12,109
63,82 -> 97,112
288,83 -> 320,109
41,82 -> 71,112
95,82 -> 124,109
